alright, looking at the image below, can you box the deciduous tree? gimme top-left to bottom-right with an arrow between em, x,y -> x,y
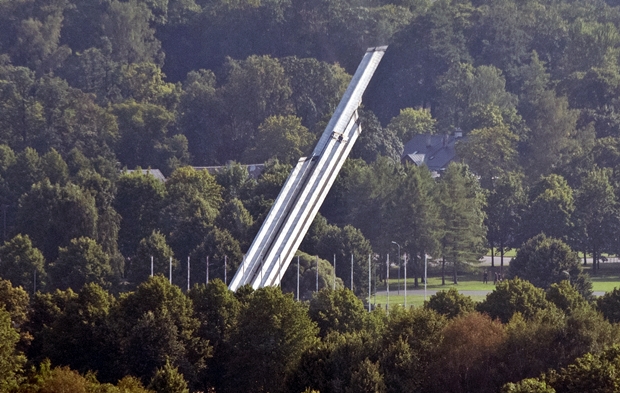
0,234 -> 46,291
50,237 -> 113,291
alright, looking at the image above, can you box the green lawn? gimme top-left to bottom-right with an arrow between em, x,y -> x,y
368,261 -> 620,307
487,248 -> 517,258
585,262 -> 620,292
371,292 -> 488,308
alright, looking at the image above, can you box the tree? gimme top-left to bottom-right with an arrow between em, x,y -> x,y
225,286 -> 318,393
114,170 -> 167,258
5,147 -> 44,202
437,163 -> 487,284
521,174 -> 574,243
476,278 -> 552,323
127,230 -> 176,287
50,237 -> 113,291
456,124 -> 519,188
244,115 -> 315,165
308,288 -> 370,338
177,69 -> 219,165
502,379 -> 556,393
74,169 -> 122,267
508,234 -> 591,297
542,346 -> 620,393
313,223 -> 372,295
386,163 -> 440,288
546,281 -> 588,315
0,307 -> 25,391
523,91 -> 579,179
0,66 -> 43,151
485,171 -> 527,269
24,288 -> 77,365
41,149 -> 69,185
111,101 -> 175,170
148,359 -> 189,393
188,227 -> 242,287
17,180 -> 98,261
429,312 -> 506,393
280,57 -> 349,130
40,283 -> 116,380
9,0 -> 68,73
0,279 -> 30,328
351,110 -> 403,163
214,162 -> 256,202
102,0 -> 162,64
280,251 -> 342,299
572,168 -> 618,273
597,288 -> 620,323
345,358 -> 386,393
424,288 -> 475,319
436,63 -> 517,131
163,166 -> 222,258
118,62 -> 181,110
386,107 -> 436,142
0,234 -> 46,291
111,276 -> 207,384
215,198 -> 254,249
188,280 -> 240,391
381,307 -> 446,391
218,55 -> 293,160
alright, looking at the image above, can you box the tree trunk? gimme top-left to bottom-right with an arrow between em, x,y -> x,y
583,250 -> 587,266
594,243 -> 598,273
453,261 -> 458,284
500,238 -> 505,274
441,256 -> 446,285
491,241 -> 495,267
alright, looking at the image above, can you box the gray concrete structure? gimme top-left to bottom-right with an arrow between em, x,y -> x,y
228,46 -> 387,291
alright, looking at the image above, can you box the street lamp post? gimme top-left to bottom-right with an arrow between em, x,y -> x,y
391,241 -> 401,295
404,253 -> 407,308
424,253 -> 428,301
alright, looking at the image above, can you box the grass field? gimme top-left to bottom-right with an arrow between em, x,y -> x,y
368,261 -> 620,307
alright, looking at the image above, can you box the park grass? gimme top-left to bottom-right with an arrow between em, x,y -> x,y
369,261 -> 620,307
487,248 -> 517,258
371,293 -> 488,308
585,262 -> 620,292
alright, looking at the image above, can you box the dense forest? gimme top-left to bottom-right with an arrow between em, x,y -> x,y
3,0 -> 620,391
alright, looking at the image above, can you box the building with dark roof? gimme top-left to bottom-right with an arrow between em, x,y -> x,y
401,131 -> 463,176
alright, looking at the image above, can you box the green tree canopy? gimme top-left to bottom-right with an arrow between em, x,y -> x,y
437,163 -> 487,284
477,278 -> 552,323
308,288 -> 370,338
386,107 -> 436,142
508,234 -> 591,297
244,115 -> 315,165
0,234 -> 46,291
424,287 -> 476,319
114,170 -> 167,258
0,307 -> 25,391
148,359 -> 189,393
522,174 -> 575,243
17,180 -> 98,261
128,230 -> 176,287
225,286 -> 318,393
50,237 -> 113,291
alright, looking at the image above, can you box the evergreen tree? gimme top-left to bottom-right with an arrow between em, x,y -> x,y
437,163 -> 487,284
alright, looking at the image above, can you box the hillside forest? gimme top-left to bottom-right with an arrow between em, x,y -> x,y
4,0 -> 620,391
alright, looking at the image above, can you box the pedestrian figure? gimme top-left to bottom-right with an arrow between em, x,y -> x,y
494,272 -> 498,285
483,270 -> 488,284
